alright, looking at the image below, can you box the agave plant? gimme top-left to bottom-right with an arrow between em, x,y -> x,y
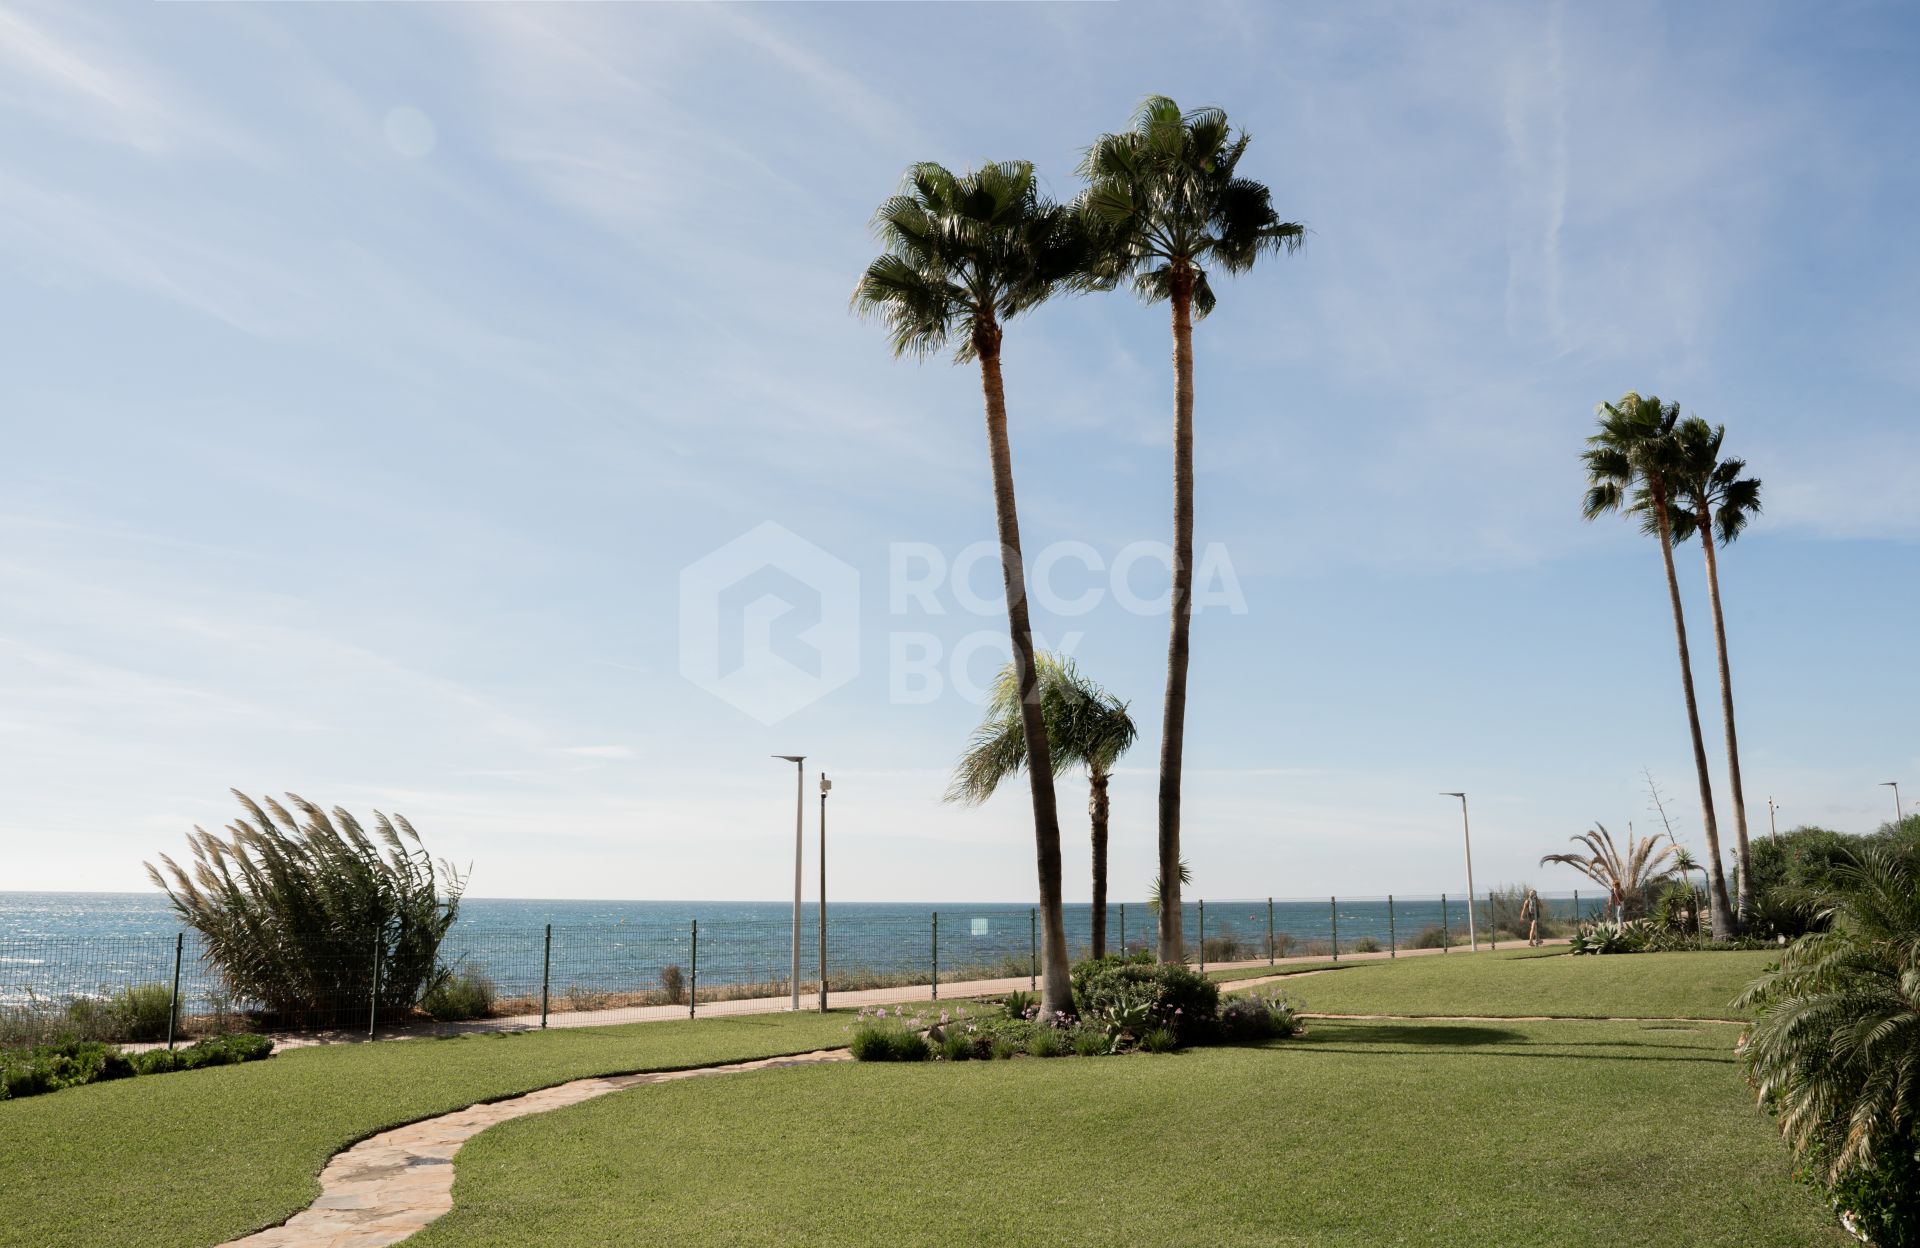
145,791 -> 467,1027
1735,841 -> 1920,1197
1541,823 -> 1679,923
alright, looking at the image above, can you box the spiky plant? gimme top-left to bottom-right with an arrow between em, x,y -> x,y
1540,822 -> 1679,924
145,791 -> 466,1027
1735,840 -> 1920,1228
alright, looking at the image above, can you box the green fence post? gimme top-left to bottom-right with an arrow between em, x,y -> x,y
1198,899 -> 1206,972
1119,902 -> 1126,954
368,930 -> 381,1042
1268,897 -> 1275,965
1488,891 -> 1497,950
165,932 -> 183,1051
1330,896 -> 1338,961
1029,908 -> 1037,992
1442,893 -> 1450,953
540,924 -> 551,1029
1388,895 -> 1396,959
931,912 -> 939,1001
689,919 -> 698,1019
1574,888 -> 1580,927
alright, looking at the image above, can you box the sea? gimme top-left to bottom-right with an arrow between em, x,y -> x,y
1,890 -> 1591,1011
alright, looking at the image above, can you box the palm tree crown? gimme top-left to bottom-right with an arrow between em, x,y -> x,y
1662,416 -> 1764,547
852,161 -> 1084,362
1581,392 -> 1681,524
1541,823 -> 1680,919
1078,96 -> 1303,312
946,655 -> 1135,804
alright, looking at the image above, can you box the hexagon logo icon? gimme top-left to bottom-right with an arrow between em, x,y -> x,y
678,522 -> 859,724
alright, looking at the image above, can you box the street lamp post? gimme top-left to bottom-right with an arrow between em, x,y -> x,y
1441,792 -> 1478,952
774,754 -> 805,1011
1768,796 -> 1779,843
1882,782 -> 1904,830
818,773 -> 831,1014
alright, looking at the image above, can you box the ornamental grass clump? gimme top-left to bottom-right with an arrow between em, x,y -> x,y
848,1006 -> 931,1062
145,791 -> 467,1028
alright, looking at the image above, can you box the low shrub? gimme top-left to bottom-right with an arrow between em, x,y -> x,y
1000,989 -> 1037,1019
989,1035 -> 1022,1060
1812,1133 -> 1920,1248
129,1033 -> 273,1075
1219,991 -> 1306,1042
1074,962 -> 1220,1045
1141,1027 -> 1178,1054
936,1029 -> 974,1062
1026,1024 -> 1069,1058
1071,1026 -> 1107,1057
0,1041 -> 133,1100
420,968 -> 496,1022
1569,919 -> 1651,955
107,983 -> 176,1042
849,1006 -> 930,1062
659,964 -> 687,1005
1349,936 -> 1383,954
1408,924 -> 1457,950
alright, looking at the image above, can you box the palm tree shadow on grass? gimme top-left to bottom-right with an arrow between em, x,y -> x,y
1309,1023 -> 1529,1048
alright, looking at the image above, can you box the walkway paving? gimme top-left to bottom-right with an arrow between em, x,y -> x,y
219,1048 -> 853,1248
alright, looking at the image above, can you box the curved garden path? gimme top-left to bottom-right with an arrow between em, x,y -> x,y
220,1048 -> 852,1248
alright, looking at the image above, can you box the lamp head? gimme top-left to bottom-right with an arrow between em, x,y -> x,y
773,754 -> 805,764
820,774 -> 832,793
1441,791 -> 1465,799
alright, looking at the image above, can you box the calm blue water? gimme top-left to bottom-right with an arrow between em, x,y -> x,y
1,891 -> 1596,1011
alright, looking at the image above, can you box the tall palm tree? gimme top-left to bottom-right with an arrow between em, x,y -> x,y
946,654 -> 1138,957
1582,393 -> 1737,936
1540,823 -> 1680,924
1079,96 -> 1303,964
854,161 -> 1084,1018
1663,417 -> 1764,922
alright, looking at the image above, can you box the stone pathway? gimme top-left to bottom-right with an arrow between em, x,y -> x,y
220,1048 -> 852,1248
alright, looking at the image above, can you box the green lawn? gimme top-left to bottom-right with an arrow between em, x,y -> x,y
0,1012 -> 852,1248
1207,959 -> 1344,983
1241,948 -> 1777,1020
412,1018 -> 1839,1248
0,948 -> 1812,1248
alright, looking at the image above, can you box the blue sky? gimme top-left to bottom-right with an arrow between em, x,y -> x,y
2,0 -> 1916,903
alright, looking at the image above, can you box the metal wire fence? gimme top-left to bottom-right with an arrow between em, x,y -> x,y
1,890 -> 1625,1048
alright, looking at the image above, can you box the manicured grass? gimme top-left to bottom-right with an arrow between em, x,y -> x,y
0,1011 -> 852,1248
1238,948 -> 1777,1019
413,1018 -> 1840,1248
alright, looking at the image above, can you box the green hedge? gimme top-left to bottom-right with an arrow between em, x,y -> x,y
1,1033 -> 273,1101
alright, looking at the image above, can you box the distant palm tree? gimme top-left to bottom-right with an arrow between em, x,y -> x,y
1080,96 -> 1303,964
946,654 -> 1138,957
1582,394 -> 1737,936
854,161 -> 1085,1019
1541,823 -> 1680,924
1663,417 -> 1764,923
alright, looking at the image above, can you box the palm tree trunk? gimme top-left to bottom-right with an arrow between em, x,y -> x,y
1696,503 -> 1753,923
1156,271 -> 1196,965
1649,484 -> 1736,935
1089,766 -> 1110,959
975,330 -> 1073,1019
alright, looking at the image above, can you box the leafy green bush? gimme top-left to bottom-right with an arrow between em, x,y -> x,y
0,1041 -> 133,1100
1074,961 -> 1219,1045
1026,1024 -> 1068,1058
1219,991 -> 1306,1042
1000,989 -> 1037,1019
421,968 -> 496,1022
1811,1132 -> 1920,1248
1350,936 -> 1382,954
128,1033 -> 273,1075
1408,924 -> 1456,949
1739,839 -> 1920,1229
145,791 -> 467,1028
659,965 -> 687,1005
108,983 -> 177,1043
1071,1026 -> 1107,1057
936,1029 -> 974,1062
